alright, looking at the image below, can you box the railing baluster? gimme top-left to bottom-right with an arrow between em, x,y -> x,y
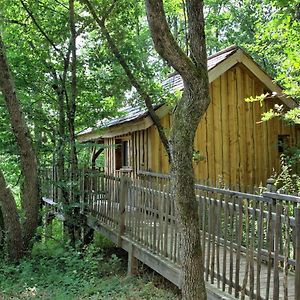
256,201 -> 263,300
250,200 -> 256,299
273,203 -> 282,300
222,193 -> 229,292
235,199 -> 243,298
216,192 -> 221,289
41,169 -> 300,299
211,192 -> 216,284
295,208 -> 300,300
265,201 -> 273,300
206,195 -> 212,282
283,205 -> 290,300
201,190 -> 207,278
241,199 -> 250,300
228,196 -> 235,295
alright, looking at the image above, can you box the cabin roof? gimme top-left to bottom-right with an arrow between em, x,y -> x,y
78,45 -> 296,142
163,44 -> 238,92
78,104 -> 163,136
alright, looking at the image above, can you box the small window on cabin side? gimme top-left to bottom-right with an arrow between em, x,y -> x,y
115,139 -> 122,170
115,139 -> 130,170
122,140 -> 129,166
278,135 -> 290,153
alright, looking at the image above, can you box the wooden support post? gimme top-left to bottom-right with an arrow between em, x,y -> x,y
118,176 -> 128,247
266,177 -> 276,211
266,177 -> 276,193
295,208 -> 300,300
127,243 -> 138,276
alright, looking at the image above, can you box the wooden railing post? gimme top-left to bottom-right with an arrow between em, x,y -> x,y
118,175 -> 128,246
266,177 -> 276,209
295,208 -> 300,300
266,177 -> 276,193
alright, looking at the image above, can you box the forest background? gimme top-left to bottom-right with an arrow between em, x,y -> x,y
0,0 -> 299,299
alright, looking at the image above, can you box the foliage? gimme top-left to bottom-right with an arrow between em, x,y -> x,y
275,152 -> 300,195
0,238 -> 179,300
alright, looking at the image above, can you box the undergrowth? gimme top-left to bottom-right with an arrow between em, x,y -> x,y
0,236 -> 179,300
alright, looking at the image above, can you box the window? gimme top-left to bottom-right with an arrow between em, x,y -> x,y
278,135 -> 290,153
115,138 -> 130,170
122,140 -> 129,166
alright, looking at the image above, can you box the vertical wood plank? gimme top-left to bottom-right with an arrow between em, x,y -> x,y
236,66 -> 246,190
221,73 -> 230,185
212,78 -> 223,184
207,84 -> 215,184
228,69 -> 239,187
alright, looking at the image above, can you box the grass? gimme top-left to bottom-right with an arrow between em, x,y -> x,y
0,234 -> 179,300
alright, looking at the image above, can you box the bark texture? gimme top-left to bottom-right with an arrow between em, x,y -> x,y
145,1 -> 209,299
0,207 -> 5,252
0,169 -> 24,260
0,34 -> 40,251
68,0 -> 81,245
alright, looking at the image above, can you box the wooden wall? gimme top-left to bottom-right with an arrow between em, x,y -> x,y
191,64 -> 299,189
103,64 -> 299,189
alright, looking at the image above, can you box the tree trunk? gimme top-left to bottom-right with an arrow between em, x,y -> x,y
68,0 -> 80,245
170,88 -> 208,299
145,1 -> 209,298
0,34 -> 40,251
0,169 -> 24,260
0,207 -> 5,253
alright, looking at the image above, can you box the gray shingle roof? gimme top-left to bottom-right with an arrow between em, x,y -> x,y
163,45 -> 238,92
78,45 -> 238,137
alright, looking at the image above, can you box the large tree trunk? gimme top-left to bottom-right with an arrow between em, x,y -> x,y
170,88 -> 208,299
0,207 -> 5,253
145,1 -> 209,299
68,0 -> 81,245
0,34 -> 40,251
0,169 -> 24,260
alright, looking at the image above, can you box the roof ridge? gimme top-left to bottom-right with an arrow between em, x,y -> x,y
166,45 -> 239,78
208,44 -> 239,60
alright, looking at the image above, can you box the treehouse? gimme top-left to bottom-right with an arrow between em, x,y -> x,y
78,45 -> 299,189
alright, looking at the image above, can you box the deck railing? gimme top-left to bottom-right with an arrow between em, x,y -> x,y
42,168 -> 300,300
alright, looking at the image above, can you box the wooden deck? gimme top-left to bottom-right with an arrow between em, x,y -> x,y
42,169 -> 300,300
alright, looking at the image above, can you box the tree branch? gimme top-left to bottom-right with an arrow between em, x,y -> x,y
19,0 -> 67,62
82,0 -> 171,161
145,0 -> 196,79
186,1 -> 207,70
0,16 -> 26,26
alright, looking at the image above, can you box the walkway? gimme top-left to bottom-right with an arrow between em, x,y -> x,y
42,170 -> 300,299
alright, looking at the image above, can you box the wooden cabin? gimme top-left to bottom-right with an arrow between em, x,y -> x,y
78,45 -> 299,189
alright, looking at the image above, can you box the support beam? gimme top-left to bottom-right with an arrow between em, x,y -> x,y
127,243 -> 138,276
